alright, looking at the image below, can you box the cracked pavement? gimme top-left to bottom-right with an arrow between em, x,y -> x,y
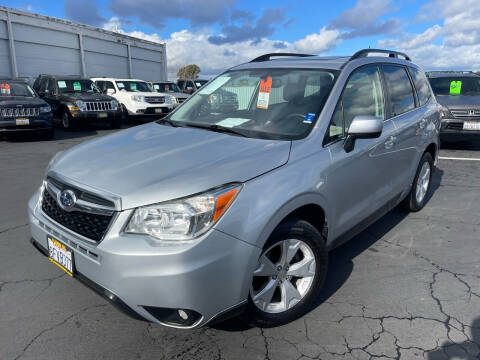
1,128 -> 479,360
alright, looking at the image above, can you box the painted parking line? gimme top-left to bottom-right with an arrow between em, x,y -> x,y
439,156 -> 480,161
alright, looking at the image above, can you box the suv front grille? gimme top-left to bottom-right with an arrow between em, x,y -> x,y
1,107 -> 40,117
41,188 -> 113,242
85,102 -> 112,111
145,96 -> 165,104
451,109 -> 480,118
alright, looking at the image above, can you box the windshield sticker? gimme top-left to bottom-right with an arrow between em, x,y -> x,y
154,84 -> 159,90
73,81 -> 81,91
198,76 -> 230,95
58,81 -> 67,88
117,82 -> 124,88
131,83 -> 137,90
216,118 -> 250,128
303,113 -> 316,124
450,80 -> 462,95
257,76 -> 272,109
0,83 -> 10,95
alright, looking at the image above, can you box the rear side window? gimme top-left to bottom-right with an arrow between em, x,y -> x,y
409,67 -> 432,107
382,65 -> 415,117
327,65 -> 385,142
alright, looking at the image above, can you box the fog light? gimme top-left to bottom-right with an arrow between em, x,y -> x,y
142,306 -> 202,327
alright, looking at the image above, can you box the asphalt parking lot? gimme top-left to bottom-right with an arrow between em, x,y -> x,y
1,127 -> 479,360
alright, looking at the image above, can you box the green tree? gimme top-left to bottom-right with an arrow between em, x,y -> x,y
177,64 -> 201,79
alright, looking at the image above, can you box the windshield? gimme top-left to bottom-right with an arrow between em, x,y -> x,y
153,83 -> 181,93
57,80 -> 100,94
429,77 -> 480,96
0,82 -> 36,97
116,81 -> 152,92
168,68 -> 338,140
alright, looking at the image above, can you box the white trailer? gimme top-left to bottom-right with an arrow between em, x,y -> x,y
0,6 -> 167,83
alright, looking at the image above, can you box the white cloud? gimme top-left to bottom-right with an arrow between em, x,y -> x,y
103,18 -> 340,79
379,0 -> 480,70
294,27 -> 340,53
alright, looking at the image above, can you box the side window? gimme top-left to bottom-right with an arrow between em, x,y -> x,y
105,81 -> 115,93
177,80 -> 185,90
95,81 -> 104,92
39,78 -> 48,93
47,79 -> 56,93
409,67 -> 432,107
187,81 -> 195,89
327,65 -> 385,143
382,65 -> 415,117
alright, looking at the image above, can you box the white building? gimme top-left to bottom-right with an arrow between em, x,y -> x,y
0,6 -> 167,83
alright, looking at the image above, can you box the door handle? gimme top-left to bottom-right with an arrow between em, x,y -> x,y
384,136 -> 396,149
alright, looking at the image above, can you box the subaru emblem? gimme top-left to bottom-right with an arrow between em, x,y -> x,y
58,189 -> 76,210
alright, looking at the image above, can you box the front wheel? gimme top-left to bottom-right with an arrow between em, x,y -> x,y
402,152 -> 434,212
61,111 -> 76,131
245,219 -> 328,328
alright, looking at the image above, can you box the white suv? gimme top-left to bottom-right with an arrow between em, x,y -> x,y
92,78 -> 175,119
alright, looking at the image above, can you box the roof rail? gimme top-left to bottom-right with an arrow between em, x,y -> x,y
349,48 -> 411,62
425,70 -> 477,76
250,53 -> 315,63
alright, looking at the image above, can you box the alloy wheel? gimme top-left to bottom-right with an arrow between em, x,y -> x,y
62,113 -> 70,129
415,161 -> 431,203
251,239 -> 316,313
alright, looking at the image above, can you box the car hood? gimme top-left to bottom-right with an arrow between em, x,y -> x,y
436,95 -> 480,109
57,93 -> 114,103
169,92 -> 188,99
50,122 -> 291,209
122,91 -> 159,97
0,96 -> 47,106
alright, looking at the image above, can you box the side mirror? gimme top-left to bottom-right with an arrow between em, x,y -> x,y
343,115 -> 383,153
106,88 -> 115,95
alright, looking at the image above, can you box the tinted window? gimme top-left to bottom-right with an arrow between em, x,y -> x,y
409,67 -> 432,106
383,65 -> 415,117
47,79 -> 56,93
327,65 -> 385,142
105,81 -> 115,92
0,81 -> 36,97
177,80 -> 185,89
95,81 -> 104,91
115,81 -> 151,92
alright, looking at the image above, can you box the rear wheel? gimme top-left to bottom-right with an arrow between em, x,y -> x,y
402,152 -> 433,212
245,219 -> 328,327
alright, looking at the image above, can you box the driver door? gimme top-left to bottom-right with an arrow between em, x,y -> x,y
323,65 -> 398,237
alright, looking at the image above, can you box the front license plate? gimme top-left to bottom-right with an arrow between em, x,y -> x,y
98,112 -> 107,118
155,108 -> 163,114
47,237 -> 74,276
463,121 -> 480,130
16,118 -> 29,125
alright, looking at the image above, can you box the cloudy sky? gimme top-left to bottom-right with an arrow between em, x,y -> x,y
5,0 -> 480,78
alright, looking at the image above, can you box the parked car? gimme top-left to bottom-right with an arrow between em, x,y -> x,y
151,81 -> 189,106
177,78 -> 208,94
92,78 -> 175,120
29,49 -> 440,329
0,78 -> 53,139
426,71 -> 480,138
33,75 -> 122,130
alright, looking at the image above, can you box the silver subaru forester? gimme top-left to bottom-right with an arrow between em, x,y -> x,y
29,49 -> 440,329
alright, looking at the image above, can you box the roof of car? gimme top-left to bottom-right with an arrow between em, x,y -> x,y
38,75 -> 91,80
232,49 -> 414,72
91,78 -> 148,82
426,71 -> 480,78
0,77 -> 28,82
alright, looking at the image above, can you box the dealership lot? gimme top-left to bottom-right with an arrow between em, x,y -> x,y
1,128 -> 479,360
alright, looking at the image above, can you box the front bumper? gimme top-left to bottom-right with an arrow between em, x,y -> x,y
126,102 -> 173,116
28,189 -> 260,328
70,110 -> 122,122
440,118 -> 480,136
0,115 -> 53,133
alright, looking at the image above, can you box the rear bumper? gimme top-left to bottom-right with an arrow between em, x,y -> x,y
28,189 -> 259,328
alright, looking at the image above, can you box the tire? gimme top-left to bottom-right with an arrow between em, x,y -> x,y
61,111 -> 76,131
110,116 -> 122,129
121,104 -> 129,123
245,219 -> 328,328
402,152 -> 434,212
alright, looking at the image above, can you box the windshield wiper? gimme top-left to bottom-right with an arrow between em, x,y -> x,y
157,118 -> 182,127
182,122 -> 249,137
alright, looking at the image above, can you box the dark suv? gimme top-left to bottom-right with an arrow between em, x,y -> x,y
0,78 -> 53,139
427,71 -> 480,138
176,79 -> 208,94
33,75 -> 122,130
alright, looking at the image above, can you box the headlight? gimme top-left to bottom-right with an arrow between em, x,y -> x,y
125,184 -> 241,241
40,105 -> 51,113
75,100 -> 86,111
439,106 -> 452,119
165,95 -> 176,105
111,100 -> 118,110
67,104 -> 79,111
131,95 -> 144,102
